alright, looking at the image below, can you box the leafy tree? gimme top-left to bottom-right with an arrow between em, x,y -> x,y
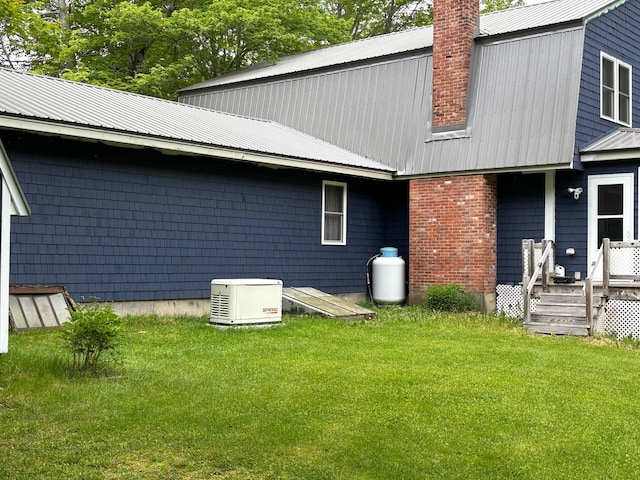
0,0 -> 59,69
322,0 -> 432,39
24,0 -> 349,98
481,0 -> 524,13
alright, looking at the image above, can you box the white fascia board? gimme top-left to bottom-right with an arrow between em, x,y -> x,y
581,150 -> 640,162
584,0 -> 628,25
0,117 -> 396,181
396,163 -> 572,179
0,139 -> 30,216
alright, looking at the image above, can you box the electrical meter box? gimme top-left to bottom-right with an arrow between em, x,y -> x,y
210,278 -> 283,326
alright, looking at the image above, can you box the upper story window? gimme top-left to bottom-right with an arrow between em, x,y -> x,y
322,180 -> 347,245
601,53 -> 632,126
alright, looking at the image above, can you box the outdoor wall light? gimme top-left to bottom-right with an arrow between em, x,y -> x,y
567,187 -> 583,200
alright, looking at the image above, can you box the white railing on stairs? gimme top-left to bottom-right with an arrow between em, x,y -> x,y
583,240 -> 605,332
523,237 -> 640,334
522,239 -> 554,324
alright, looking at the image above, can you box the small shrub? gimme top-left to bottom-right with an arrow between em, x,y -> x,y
61,302 -> 123,373
424,284 -> 477,312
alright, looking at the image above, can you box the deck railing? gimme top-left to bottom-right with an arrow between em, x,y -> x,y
521,239 -> 554,324
583,240 -> 606,331
587,238 -> 640,291
522,238 -> 640,331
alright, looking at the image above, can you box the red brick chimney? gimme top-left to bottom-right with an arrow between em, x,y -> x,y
409,1 -> 497,312
432,0 -> 479,129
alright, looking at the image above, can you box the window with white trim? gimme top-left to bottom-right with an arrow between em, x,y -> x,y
601,52 -> 632,126
322,181 -> 347,245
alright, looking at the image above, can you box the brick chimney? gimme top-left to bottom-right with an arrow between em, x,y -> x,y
432,0 -> 479,129
409,1 -> 497,312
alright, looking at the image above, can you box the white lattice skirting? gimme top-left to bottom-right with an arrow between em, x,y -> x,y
496,284 -> 640,339
602,300 -> 640,340
496,284 -> 537,318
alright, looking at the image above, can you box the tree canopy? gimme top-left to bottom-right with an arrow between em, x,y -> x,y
1,0 -> 524,98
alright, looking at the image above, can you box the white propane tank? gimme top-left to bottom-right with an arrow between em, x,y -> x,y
372,247 -> 406,304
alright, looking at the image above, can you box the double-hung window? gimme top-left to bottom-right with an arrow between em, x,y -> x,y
601,52 -> 632,126
322,181 -> 347,245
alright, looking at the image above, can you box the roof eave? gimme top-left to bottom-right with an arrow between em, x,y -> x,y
0,116 -> 395,181
581,150 -> 640,162
395,162 -> 574,180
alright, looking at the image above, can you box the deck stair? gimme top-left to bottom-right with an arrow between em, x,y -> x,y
525,288 -> 602,336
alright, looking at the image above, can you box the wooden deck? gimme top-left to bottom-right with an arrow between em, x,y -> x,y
524,280 -> 640,336
525,284 -> 594,336
522,239 -> 640,337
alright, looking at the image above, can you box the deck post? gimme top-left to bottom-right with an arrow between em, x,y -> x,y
585,277 -> 593,333
522,274 -> 531,323
522,239 -> 533,285
541,239 -> 550,291
602,238 -> 610,297
521,240 -> 534,324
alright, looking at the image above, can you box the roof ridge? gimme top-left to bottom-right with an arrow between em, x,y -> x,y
180,0 -> 621,92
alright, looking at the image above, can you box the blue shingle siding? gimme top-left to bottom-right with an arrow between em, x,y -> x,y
576,0 -> 640,155
381,181 -> 409,262
4,132 -> 407,301
555,169 -> 588,278
556,161 -> 640,279
496,173 -> 545,285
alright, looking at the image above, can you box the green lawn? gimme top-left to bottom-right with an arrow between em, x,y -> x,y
1,308 -> 639,479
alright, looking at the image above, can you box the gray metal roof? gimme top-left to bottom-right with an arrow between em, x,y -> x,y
0,68 -> 394,179
582,128 -> 640,152
180,0 -> 622,92
479,0 -> 624,35
181,26 -> 585,175
581,128 -> 640,161
413,26 -> 585,175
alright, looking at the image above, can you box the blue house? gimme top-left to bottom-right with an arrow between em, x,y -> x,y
177,0 -> 640,337
0,69 -> 405,319
2,0 -> 640,338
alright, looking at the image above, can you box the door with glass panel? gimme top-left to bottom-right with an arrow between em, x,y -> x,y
587,174 -> 634,280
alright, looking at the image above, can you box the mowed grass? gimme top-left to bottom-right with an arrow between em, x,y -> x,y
1,308 -> 640,479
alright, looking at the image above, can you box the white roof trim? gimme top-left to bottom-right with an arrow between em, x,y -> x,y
580,127 -> 640,162
581,151 -> 640,162
584,0 -> 628,24
395,163 -> 573,180
0,139 -> 30,216
0,117 -> 395,181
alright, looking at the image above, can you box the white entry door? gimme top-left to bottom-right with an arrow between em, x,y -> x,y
587,173 -> 634,278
